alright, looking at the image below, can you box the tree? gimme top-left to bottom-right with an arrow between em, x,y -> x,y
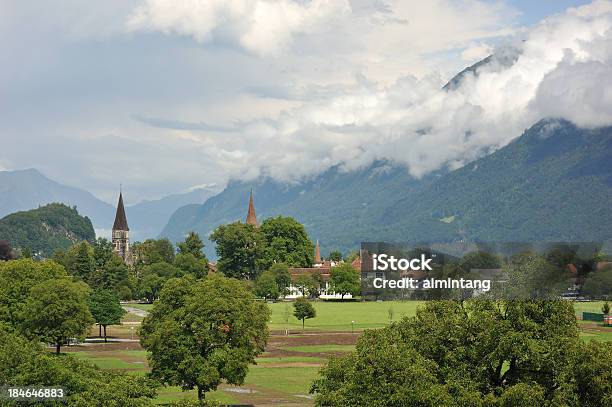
260,216 -> 314,268
92,237 -> 115,269
254,271 -> 280,300
88,289 -> 126,342
138,273 -> 165,303
0,259 -> 68,328
293,297 -> 316,333
329,250 -> 343,262
0,240 -> 13,260
582,266 -> 612,300
177,231 -> 206,259
0,326 -> 158,405
269,263 -> 291,297
140,275 -> 270,402
72,241 -> 94,281
312,300 -> 612,406
294,274 -> 317,297
603,302 -> 610,315
22,279 -> 94,353
210,222 -> 266,280
132,239 -> 175,265
329,263 -> 360,299
174,252 -> 209,279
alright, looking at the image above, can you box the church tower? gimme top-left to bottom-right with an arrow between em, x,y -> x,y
112,190 -> 130,263
246,189 -> 258,226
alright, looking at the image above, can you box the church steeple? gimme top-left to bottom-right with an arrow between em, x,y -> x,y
315,240 -> 322,264
246,189 -> 258,226
112,191 -> 129,231
112,189 -> 130,263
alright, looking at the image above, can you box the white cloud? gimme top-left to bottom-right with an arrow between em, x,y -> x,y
3,1 -> 612,202
126,0 -> 351,56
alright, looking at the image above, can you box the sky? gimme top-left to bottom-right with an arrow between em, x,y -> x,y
1,0 -> 609,204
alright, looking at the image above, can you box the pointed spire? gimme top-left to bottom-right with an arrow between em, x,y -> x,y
315,240 -> 322,263
246,189 -> 258,226
112,190 -> 129,231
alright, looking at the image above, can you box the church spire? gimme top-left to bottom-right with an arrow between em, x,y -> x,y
246,189 -> 258,226
315,240 -> 322,264
113,191 -> 129,231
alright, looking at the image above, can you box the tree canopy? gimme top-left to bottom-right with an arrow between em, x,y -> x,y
139,274 -> 270,401
329,263 -> 360,299
88,289 -> 126,342
311,299 -> 612,406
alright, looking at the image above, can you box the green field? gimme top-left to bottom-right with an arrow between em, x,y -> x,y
71,300 -> 612,405
268,300 -> 421,331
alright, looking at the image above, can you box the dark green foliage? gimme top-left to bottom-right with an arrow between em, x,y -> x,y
0,239 -> 13,260
210,222 -> 266,279
583,266 -> 612,300
329,263 -> 360,299
132,239 -> 175,265
293,297 -> 316,332
294,274 -> 318,298
174,252 -> 209,279
312,300 -> 612,406
260,216 -> 314,268
269,263 -> 292,297
0,259 -> 67,328
603,302 -> 610,315
0,203 -> 95,257
254,271 -> 280,300
329,250 -> 343,262
139,274 -> 270,401
177,231 -> 206,260
89,289 -> 126,342
22,278 -> 94,353
0,326 -> 157,406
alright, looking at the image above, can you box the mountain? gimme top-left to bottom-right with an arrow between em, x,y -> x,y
0,203 -> 95,256
0,169 -> 216,241
126,188 -> 217,242
381,119 -> 612,242
0,169 -> 115,228
162,119 -> 612,257
160,162 -> 442,256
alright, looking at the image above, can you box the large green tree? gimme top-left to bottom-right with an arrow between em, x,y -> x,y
89,289 -> 126,342
260,216 -> 314,268
140,274 -> 270,402
269,263 -> 292,297
0,259 -> 67,328
312,300 -> 612,406
22,279 -> 94,353
177,232 -> 206,260
0,326 -> 157,405
210,222 -> 266,279
329,263 -> 360,299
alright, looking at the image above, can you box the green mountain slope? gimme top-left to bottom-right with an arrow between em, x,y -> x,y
382,119 -> 612,242
0,203 -> 95,256
162,119 -> 612,257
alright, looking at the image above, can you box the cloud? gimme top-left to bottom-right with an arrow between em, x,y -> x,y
187,0 -> 612,181
126,0 -> 351,56
3,1 -> 612,203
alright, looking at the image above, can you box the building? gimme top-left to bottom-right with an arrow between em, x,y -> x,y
246,189 -> 258,226
286,242 -> 355,299
112,190 -> 131,263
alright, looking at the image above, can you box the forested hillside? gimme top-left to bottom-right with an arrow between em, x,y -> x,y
0,203 -> 95,256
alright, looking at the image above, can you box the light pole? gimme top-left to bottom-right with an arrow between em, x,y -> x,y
351,320 -> 355,334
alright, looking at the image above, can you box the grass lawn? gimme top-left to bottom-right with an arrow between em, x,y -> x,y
268,300 -> 422,331
126,303 -> 154,312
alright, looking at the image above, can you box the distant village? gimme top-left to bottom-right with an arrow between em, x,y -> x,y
110,189 -> 361,300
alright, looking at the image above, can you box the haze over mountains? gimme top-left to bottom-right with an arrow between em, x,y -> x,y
0,169 -> 216,242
